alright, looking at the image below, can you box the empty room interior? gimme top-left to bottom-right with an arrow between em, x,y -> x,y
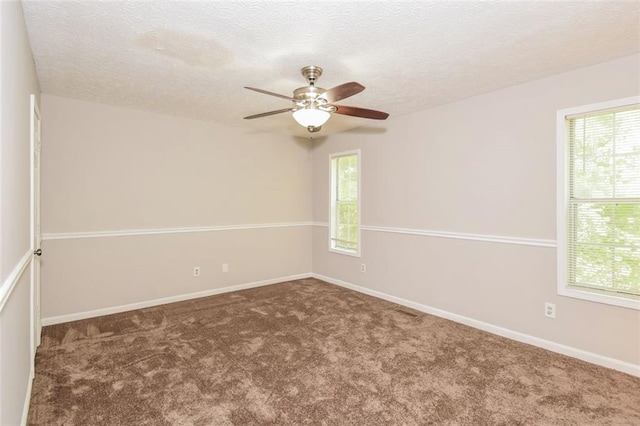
1,1 -> 639,424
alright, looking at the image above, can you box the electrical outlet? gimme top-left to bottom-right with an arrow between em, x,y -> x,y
193,266 -> 200,277
545,302 -> 556,318
360,264 -> 366,273
222,263 -> 229,273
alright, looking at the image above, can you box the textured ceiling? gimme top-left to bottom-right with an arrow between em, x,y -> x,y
21,0 -> 640,137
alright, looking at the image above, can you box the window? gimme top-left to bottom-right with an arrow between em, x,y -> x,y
557,97 -> 640,310
329,150 -> 360,256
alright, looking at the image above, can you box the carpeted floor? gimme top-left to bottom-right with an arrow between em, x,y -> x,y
28,278 -> 640,425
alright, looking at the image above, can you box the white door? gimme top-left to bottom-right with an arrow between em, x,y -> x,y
30,94 -> 42,364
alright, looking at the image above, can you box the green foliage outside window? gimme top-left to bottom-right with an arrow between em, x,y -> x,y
568,107 -> 640,295
333,154 -> 358,252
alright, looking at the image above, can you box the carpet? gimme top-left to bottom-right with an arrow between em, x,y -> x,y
28,278 -> 640,425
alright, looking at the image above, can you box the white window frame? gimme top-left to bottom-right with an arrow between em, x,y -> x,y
556,96 -> 640,310
329,149 -> 361,257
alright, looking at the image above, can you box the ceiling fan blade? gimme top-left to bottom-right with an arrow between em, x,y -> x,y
332,105 -> 389,120
244,87 -> 296,102
244,108 -> 294,120
320,82 -> 365,103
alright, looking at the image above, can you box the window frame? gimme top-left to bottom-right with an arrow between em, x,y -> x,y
329,149 -> 361,257
556,96 -> 640,310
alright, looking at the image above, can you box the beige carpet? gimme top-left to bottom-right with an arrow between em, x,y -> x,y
28,278 -> 639,425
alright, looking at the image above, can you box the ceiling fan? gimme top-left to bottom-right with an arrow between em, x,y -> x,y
243,66 -> 389,133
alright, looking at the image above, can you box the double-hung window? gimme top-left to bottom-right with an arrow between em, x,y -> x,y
557,97 -> 640,309
329,150 -> 360,256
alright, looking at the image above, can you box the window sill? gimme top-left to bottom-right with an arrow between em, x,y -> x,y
558,285 -> 640,310
329,247 -> 361,258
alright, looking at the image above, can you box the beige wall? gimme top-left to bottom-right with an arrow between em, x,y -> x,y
0,0 -> 41,424
0,270 -> 32,426
1,1 -> 39,280
42,227 -> 311,318
42,96 -> 312,232
312,54 -> 640,366
40,95 -> 313,318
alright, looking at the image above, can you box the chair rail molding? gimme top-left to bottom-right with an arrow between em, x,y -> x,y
42,222 -> 315,240
0,250 -> 33,312
312,222 -> 556,248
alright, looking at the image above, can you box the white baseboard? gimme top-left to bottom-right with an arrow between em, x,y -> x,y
40,271 -> 639,377
312,273 -> 640,378
42,273 -> 313,326
21,364 -> 35,426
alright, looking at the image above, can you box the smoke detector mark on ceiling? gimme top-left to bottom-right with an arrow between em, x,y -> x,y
136,28 -> 233,69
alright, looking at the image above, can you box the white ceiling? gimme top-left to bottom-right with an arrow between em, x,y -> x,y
21,1 -> 640,137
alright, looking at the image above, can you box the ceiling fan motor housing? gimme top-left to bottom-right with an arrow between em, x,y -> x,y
293,85 -> 327,104
301,65 -> 322,85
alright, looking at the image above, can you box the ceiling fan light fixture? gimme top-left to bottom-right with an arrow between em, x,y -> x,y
243,66 -> 388,132
292,108 -> 330,129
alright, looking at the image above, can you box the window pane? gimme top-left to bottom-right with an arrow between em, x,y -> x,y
572,118 -> 585,157
573,203 -> 614,245
348,225 -> 358,248
566,104 -> 640,298
573,244 -> 614,290
615,154 -> 640,198
337,224 -> 348,246
612,204 -> 640,247
337,156 -> 357,201
614,247 -> 640,294
583,115 -> 613,157
331,153 -> 359,254
615,109 -> 640,154
572,157 -> 613,198
337,201 -> 356,225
